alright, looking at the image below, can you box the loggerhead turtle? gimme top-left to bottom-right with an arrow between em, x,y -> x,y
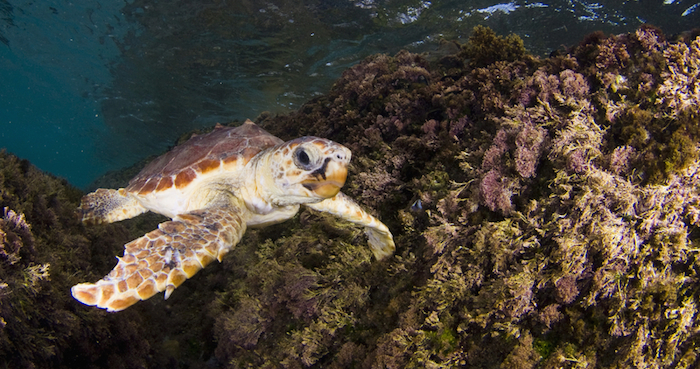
71,120 -> 395,312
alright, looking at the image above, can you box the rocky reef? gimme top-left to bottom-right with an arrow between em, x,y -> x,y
2,25 -> 700,368
0,151 -> 153,368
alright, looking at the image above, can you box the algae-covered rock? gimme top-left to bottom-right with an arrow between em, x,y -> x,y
0,151 -> 190,368
230,26 -> 700,368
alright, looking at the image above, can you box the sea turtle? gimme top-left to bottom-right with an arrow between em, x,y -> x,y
71,120 -> 395,312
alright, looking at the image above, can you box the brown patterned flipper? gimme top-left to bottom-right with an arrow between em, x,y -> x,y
306,192 -> 395,260
71,206 -> 246,312
78,188 -> 148,225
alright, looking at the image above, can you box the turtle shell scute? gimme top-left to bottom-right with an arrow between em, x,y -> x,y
126,122 -> 283,193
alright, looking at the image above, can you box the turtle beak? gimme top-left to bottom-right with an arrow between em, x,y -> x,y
302,160 -> 347,198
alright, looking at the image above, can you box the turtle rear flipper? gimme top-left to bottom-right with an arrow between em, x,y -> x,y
71,204 -> 246,312
78,188 -> 148,224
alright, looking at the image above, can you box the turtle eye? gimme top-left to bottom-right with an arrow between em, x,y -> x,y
294,148 -> 314,170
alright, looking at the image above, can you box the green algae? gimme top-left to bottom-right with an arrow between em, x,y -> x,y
0,151 -> 151,368
461,25 -> 529,68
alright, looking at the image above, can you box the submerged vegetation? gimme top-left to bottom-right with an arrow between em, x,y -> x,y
2,26 -> 700,368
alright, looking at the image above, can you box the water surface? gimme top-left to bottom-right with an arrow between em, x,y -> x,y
0,0 -> 698,188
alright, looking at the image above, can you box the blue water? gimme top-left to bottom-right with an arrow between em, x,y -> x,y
1,0 -> 128,187
1,0 -> 699,189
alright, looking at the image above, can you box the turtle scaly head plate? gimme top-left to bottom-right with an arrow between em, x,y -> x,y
257,137 -> 351,206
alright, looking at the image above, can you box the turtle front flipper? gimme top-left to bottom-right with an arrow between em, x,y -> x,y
306,192 -> 395,260
78,188 -> 148,224
71,205 -> 246,312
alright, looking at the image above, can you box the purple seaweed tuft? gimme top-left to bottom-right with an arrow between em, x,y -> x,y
480,169 -> 513,213
515,123 -> 547,178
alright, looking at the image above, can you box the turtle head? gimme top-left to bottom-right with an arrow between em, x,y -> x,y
257,137 -> 351,205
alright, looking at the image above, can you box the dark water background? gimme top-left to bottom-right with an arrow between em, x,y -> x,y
0,0 -> 698,189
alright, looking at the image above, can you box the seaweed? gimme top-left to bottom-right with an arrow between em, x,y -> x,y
246,26 -> 700,368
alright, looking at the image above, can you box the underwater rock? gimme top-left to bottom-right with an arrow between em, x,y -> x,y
234,26 -> 700,368
0,151 -> 206,368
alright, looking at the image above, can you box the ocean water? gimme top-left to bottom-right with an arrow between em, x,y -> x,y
0,0 -> 698,189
